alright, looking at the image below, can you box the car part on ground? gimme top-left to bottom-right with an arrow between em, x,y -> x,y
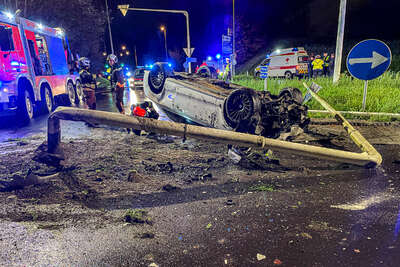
145,62 -> 309,139
47,107 -> 382,167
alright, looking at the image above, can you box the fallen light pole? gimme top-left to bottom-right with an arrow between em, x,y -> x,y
48,106 -> 382,168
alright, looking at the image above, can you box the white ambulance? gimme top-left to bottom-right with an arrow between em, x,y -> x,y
254,47 -> 309,79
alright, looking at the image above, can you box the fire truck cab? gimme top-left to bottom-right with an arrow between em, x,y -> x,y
254,48 -> 309,79
0,11 -> 82,122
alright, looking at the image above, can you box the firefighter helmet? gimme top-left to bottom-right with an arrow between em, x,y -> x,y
78,57 -> 90,68
107,54 -> 118,64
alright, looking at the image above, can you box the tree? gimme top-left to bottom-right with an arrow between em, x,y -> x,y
8,0 -> 106,70
234,15 -> 265,66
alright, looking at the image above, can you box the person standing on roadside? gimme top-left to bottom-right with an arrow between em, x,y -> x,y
312,55 -> 324,77
323,52 -> 331,77
107,54 -> 125,114
328,53 -> 335,76
308,56 -> 314,79
78,57 -> 96,110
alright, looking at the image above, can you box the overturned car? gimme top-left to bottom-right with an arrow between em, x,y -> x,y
144,63 -> 309,138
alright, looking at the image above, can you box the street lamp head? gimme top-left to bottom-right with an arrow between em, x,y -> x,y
160,26 -> 165,31
122,45 -> 126,50
103,52 -> 107,56
126,51 -> 130,55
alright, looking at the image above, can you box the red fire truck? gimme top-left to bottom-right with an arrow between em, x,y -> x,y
0,11 -> 83,122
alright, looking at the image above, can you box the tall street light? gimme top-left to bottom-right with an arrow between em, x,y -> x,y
232,0 -> 235,77
105,0 -> 114,55
118,5 -> 193,73
160,26 -> 168,61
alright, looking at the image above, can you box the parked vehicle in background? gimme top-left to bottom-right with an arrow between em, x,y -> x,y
131,67 -> 145,89
0,11 -> 82,123
254,47 -> 309,79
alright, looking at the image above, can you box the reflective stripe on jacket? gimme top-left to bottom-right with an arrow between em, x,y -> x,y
312,59 -> 324,70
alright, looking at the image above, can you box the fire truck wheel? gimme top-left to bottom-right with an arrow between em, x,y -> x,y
41,86 -> 54,114
148,63 -> 166,94
67,81 -> 76,105
75,81 -> 84,103
17,89 -> 34,122
284,71 -> 293,79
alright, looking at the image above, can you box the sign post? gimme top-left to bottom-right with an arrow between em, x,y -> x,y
260,66 -> 268,92
346,39 -> 392,111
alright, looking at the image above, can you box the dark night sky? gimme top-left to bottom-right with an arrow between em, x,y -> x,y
106,0 -> 400,66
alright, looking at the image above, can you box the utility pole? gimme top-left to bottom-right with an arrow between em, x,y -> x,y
161,26 -> 168,61
232,0 -> 235,77
333,0 -> 347,84
105,0 -> 114,55
134,46 -> 138,67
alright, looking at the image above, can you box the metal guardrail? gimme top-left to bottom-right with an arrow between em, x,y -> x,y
48,105 -> 382,168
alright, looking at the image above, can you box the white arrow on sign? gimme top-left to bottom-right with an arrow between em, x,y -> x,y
183,48 -> 195,57
349,51 -> 389,69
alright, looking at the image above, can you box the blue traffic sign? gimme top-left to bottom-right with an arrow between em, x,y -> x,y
260,66 -> 268,73
260,74 -> 268,79
347,39 -> 391,81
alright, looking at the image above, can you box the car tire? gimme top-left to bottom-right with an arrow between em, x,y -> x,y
148,63 -> 166,95
224,89 -> 260,127
284,71 -> 293,79
17,89 -> 34,123
279,87 -> 303,104
67,81 -> 76,105
41,86 -> 54,114
75,80 -> 84,103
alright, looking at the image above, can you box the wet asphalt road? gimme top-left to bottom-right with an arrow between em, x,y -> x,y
0,88 -> 168,142
1,90 -> 400,266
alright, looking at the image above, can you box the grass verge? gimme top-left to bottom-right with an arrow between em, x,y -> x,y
233,72 -> 400,121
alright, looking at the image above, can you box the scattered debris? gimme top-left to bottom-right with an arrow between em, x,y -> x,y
162,184 -> 180,192
148,263 -> 159,267
206,223 -> 212,229
300,233 -> 313,239
249,184 -> 275,192
354,249 -> 361,253
257,253 -> 266,261
273,259 -> 282,265
124,209 -> 152,225
201,173 -> 213,181
128,170 -> 143,182
139,232 -> 155,239
0,171 -> 58,192
226,199 -> 234,206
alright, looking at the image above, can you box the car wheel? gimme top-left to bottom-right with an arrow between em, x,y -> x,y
18,89 -> 34,122
224,89 -> 260,127
148,63 -> 166,94
284,71 -> 293,79
41,86 -> 53,114
255,72 -> 261,79
279,87 -> 303,104
67,81 -> 76,105
75,81 -> 84,103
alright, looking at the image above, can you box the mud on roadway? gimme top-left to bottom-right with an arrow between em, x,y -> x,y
1,121 -> 400,267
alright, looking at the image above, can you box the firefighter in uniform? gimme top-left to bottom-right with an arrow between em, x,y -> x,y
107,54 -> 125,114
312,55 -> 324,77
78,57 -> 96,110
